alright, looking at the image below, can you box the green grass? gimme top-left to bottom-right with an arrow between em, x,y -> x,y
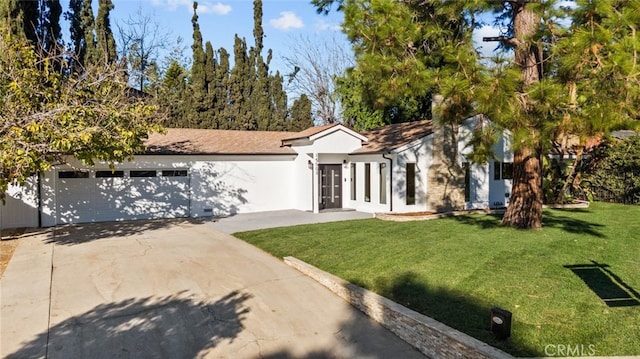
235,202 -> 640,357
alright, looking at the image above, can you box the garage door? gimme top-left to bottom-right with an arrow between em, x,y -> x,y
56,169 -> 190,224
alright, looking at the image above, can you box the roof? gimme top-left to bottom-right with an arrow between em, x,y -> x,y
145,128 -> 297,155
280,123 -> 340,142
144,121 -> 437,156
353,120 -> 434,154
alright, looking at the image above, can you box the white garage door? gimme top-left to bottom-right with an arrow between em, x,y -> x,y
56,169 -> 190,224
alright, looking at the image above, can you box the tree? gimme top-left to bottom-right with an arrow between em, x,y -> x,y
0,30 -> 163,199
160,59 -> 189,128
336,69 -> 384,131
117,7 -> 170,91
287,94 -> 314,131
585,136 -> 640,204
1,0 -> 62,57
283,34 -> 352,125
95,0 -> 117,64
314,0 -> 640,229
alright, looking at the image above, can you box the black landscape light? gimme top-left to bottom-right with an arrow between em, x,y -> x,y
490,307 -> 512,340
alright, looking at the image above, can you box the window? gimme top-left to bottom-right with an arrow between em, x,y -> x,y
502,162 -> 513,180
96,170 -> 124,178
494,161 -> 501,180
494,162 -> 514,180
58,171 -> 89,179
350,163 -> 356,201
463,162 -> 471,202
379,163 -> 387,204
130,170 -> 157,177
364,163 -> 371,202
161,170 -> 188,177
406,163 -> 416,205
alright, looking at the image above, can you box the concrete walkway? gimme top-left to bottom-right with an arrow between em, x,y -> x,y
209,209 -> 374,234
0,218 -> 422,358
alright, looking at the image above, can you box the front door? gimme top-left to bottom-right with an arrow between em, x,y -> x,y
319,164 -> 342,210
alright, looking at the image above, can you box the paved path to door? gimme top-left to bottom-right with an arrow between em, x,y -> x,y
209,209 -> 374,234
1,218 -> 423,358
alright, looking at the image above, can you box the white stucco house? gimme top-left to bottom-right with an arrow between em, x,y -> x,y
0,117 -> 513,229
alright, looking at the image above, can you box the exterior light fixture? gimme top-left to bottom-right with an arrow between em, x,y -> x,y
490,307 -> 512,340
308,160 -> 313,170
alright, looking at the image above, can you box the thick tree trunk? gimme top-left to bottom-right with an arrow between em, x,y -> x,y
502,146 -> 544,229
501,1 -> 544,229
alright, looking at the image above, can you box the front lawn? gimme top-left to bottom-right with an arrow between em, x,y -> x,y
235,202 -> 640,357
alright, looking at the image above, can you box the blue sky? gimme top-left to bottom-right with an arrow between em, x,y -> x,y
102,0 -> 348,74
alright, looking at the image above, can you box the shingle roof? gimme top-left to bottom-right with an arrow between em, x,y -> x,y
145,128 -> 297,155
144,121 -> 436,156
280,123 -> 340,142
353,120 -> 434,154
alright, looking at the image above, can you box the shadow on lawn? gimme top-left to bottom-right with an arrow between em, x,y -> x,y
448,209 -> 605,237
564,261 -> 640,307
350,272 -> 540,357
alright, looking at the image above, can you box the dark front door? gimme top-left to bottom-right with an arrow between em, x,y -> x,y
319,164 -> 342,210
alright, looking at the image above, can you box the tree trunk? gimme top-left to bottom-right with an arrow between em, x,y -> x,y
502,146 -> 544,228
501,1 -> 544,229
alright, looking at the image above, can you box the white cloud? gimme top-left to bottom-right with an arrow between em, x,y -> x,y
149,0 -> 232,15
314,19 -> 341,32
199,2 -> 232,15
269,11 -> 304,31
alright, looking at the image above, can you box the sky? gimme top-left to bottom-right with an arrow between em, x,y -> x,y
101,0 -> 348,75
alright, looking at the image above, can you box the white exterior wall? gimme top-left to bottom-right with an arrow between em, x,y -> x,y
346,155 -> 391,213
392,137 -> 433,213
290,153 -> 314,211
1,177 -> 39,230
290,127 -> 364,213
189,157 -> 295,216
458,116 -> 513,209
40,155 -> 296,227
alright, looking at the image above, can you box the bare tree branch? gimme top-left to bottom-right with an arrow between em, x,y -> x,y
283,33 -> 353,125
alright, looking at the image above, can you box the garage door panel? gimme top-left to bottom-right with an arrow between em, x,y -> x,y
56,171 -> 190,224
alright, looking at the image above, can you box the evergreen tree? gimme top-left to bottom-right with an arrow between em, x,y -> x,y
268,69 -> 288,130
288,94 -> 314,131
160,60 -> 189,127
18,0 -> 38,46
0,1 -> 24,39
80,0 -> 97,67
203,41 -> 217,128
1,1 -> 62,56
314,0 -> 640,229
228,35 -> 253,130
215,47 -> 231,128
66,0 -> 87,70
41,0 -> 62,57
94,0 -> 117,63
189,2 -> 207,124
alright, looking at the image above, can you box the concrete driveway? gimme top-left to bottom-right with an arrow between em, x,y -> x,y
0,218 -> 423,358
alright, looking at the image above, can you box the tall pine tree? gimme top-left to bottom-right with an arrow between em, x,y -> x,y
95,0 -> 117,64
314,0 -> 640,229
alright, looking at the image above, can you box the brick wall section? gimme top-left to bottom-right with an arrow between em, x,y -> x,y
284,257 -> 514,359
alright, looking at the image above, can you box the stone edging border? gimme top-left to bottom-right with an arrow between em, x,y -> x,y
542,200 -> 590,209
284,256 -> 514,359
374,209 -> 506,222
375,201 -> 591,222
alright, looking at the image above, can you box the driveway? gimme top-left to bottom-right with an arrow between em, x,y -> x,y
0,218 -> 423,358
